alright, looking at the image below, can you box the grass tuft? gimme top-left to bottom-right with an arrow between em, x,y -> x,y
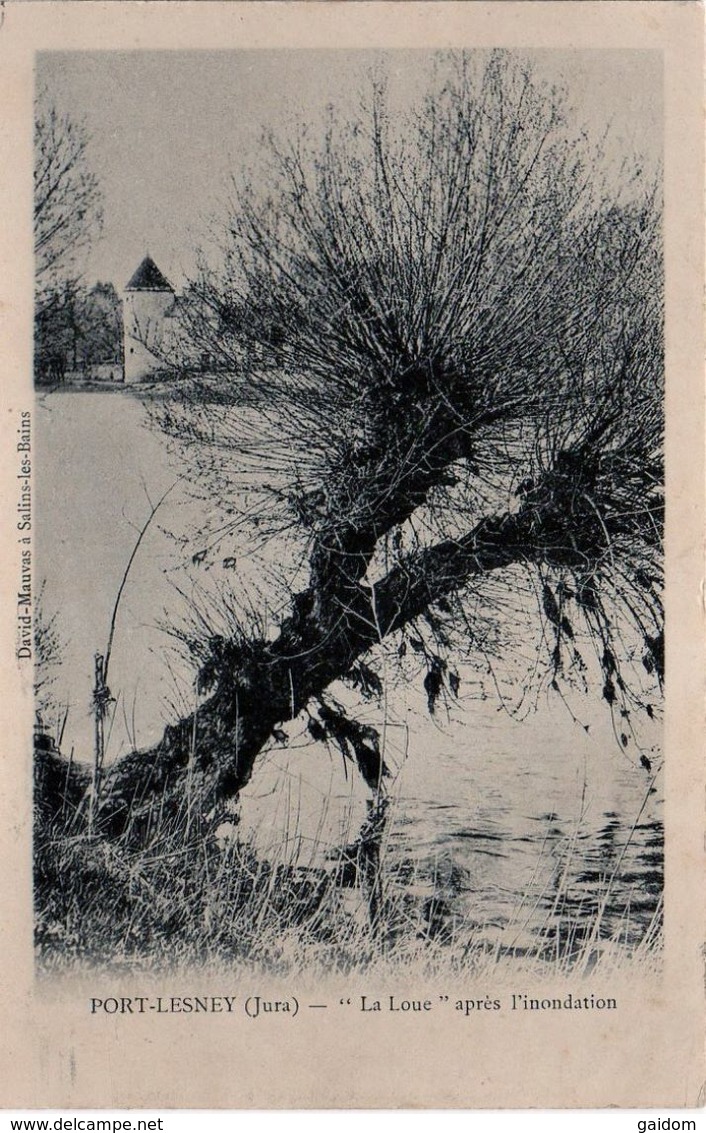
34,744 -> 663,981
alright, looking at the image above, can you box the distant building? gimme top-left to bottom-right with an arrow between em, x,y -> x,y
122,255 -> 178,383
121,254 -> 218,383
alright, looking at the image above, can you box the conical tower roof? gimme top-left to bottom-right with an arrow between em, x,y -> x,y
125,255 -> 174,292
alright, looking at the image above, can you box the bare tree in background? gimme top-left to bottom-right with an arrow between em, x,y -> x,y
105,52 -> 663,836
34,90 -> 104,384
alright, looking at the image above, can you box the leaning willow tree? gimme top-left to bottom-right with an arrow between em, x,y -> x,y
104,52 -> 663,832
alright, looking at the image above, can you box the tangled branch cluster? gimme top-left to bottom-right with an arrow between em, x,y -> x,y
134,51 -> 662,805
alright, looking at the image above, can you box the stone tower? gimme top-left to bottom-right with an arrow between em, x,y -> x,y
122,255 -> 175,383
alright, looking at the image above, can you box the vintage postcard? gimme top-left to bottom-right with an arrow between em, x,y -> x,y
0,0 -> 703,1110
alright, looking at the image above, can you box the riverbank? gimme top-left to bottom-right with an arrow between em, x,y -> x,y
34,388 -> 664,968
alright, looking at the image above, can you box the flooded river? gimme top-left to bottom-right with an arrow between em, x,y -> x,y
36,390 -> 663,957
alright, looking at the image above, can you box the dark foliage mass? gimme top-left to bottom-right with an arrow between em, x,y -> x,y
34,281 -> 123,384
34,91 -> 108,384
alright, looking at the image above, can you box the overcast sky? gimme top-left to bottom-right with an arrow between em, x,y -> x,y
37,49 -> 662,293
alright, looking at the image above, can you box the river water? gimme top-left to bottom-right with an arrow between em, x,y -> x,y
36,390 -> 663,957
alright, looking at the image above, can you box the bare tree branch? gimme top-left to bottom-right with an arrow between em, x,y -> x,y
104,51 -> 663,836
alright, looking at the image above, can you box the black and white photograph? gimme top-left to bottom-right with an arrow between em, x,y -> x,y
2,0 -> 703,1113
33,43 -> 665,977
